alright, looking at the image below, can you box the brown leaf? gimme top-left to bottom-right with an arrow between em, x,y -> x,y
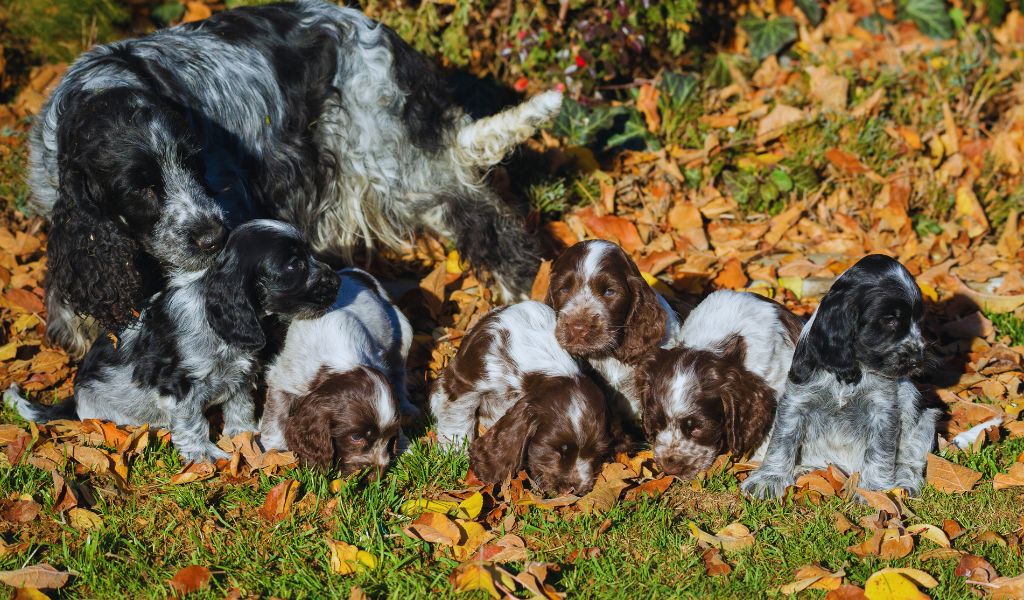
0,564 -> 73,589
701,547 -> 731,577
757,104 -> 804,143
942,519 -> 966,540
955,554 -> 998,583
403,512 -> 462,546
579,211 -> 644,253
623,475 -> 673,501
181,1 -> 211,23
168,565 -> 212,595
51,472 -> 77,513
1,498 -> 40,523
479,534 -> 528,563
779,565 -> 846,594
987,574 -> 1024,599
825,584 -> 868,599
713,258 -> 748,290
4,288 -> 44,314
636,84 -> 660,133
530,260 -> 551,302
926,454 -> 982,493
993,461 -> 1024,490
419,261 -> 448,321
689,522 -> 754,552
259,478 -> 300,521
169,462 -> 216,485
68,507 -> 102,531
855,489 -> 900,515
449,563 -> 501,599
806,66 -> 849,110
825,148 -> 869,174
667,202 -> 708,251
954,185 -> 989,238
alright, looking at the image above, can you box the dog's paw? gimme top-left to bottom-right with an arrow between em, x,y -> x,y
177,443 -> 230,463
740,470 -> 794,500
892,475 -> 924,497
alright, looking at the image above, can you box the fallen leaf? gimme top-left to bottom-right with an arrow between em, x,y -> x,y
403,512 -> 462,546
419,261 -> 447,320
758,104 -> 805,143
2,498 -> 40,523
169,462 -> 216,485
327,539 -> 378,575
906,523 -> 951,548
714,258 -> 748,290
68,508 -> 102,531
993,461 -> 1024,490
855,489 -> 900,515
779,565 -> 846,594
449,563 -> 501,599
168,565 -> 211,595
530,260 -> 552,301
259,478 -> 300,521
689,522 -> 754,552
701,547 -> 731,577
454,491 -> 484,520
0,564 -> 74,589
955,554 -> 998,583
182,1 -> 212,23
954,185 -> 989,238
926,454 -> 982,493
13,587 -> 49,600
637,84 -> 660,132
825,148 -> 869,174
451,519 -> 494,561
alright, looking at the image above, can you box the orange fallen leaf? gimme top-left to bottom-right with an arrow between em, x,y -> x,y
701,547 -> 731,577
168,565 -> 211,596
403,511 -> 462,546
259,478 -> 300,521
926,454 -> 981,493
993,461 -> 1024,490
169,462 -> 216,485
825,148 -> 869,174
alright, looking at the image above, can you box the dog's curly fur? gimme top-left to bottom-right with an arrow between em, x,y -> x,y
30,0 -> 563,357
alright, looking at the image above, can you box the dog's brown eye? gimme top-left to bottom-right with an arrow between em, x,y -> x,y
883,317 -> 899,329
560,443 -> 570,455
349,433 -> 365,445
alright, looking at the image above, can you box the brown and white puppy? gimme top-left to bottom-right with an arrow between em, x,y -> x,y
430,301 -> 618,494
546,240 -> 682,420
640,290 -> 803,478
261,268 -> 415,476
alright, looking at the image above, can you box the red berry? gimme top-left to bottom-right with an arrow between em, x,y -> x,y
514,77 -> 529,92
517,30 -> 527,41
575,55 -> 586,68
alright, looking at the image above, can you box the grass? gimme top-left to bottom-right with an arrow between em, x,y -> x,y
3,314 -> 1024,599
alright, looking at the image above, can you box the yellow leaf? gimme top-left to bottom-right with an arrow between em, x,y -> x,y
917,282 -> 938,303
445,250 -> 465,275
954,185 -> 989,238
450,563 -> 500,599
864,571 -> 930,600
400,498 -> 459,516
327,539 -> 377,575
11,313 -> 38,333
0,342 -> 17,361
451,519 -> 494,561
67,508 -> 102,531
454,492 -> 483,520
906,524 -> 951,548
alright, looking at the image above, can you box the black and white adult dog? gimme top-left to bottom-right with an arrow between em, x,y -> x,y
7,220 -> 340,462
741,255 -> 941,499
30,0 -> 562,357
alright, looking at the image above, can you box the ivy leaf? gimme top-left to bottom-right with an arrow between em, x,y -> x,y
660,72 -> 698,107
739,15 -> 798,61
722,170 -> 758,206
606,110 -> 660,151
770,169 -> 794,193
151,2 -> 185,26
552,98 -> 624,146
795,0 -> 825,26
898,0 -> 954,39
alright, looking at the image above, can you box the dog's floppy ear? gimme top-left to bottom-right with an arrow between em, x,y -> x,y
791,280 -> 860,385
469,399 -> 536,485
615,265 -> 667,364
204,249 -> 266,351
46,167 -> 146,333
285,395 -> 335,469
715,337 -> 776,457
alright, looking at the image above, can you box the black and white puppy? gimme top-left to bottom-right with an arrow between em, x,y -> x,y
641,290 -> 803,477
260,268 -> 415,475
7,220 -> 339,462
741,255 -> 941,499
31,0 -> 562,357
430,301 -> 618,494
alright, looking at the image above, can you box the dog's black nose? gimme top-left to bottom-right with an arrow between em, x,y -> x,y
193,224 -> 227,253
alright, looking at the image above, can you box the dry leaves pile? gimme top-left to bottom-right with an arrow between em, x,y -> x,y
2,0 -> 1024,597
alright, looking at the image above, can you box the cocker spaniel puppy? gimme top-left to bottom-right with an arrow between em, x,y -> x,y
546,240 -> 682,420
741,255 -> 941,499
8,220 -> 339,462
31,0 -> 562,357
640,291 -> 803,478
430,301 -> 618,494
261,268 -> 415,475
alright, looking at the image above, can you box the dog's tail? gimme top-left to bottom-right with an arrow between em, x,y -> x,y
452,90 -> 563,169
4,384 -> 77,423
